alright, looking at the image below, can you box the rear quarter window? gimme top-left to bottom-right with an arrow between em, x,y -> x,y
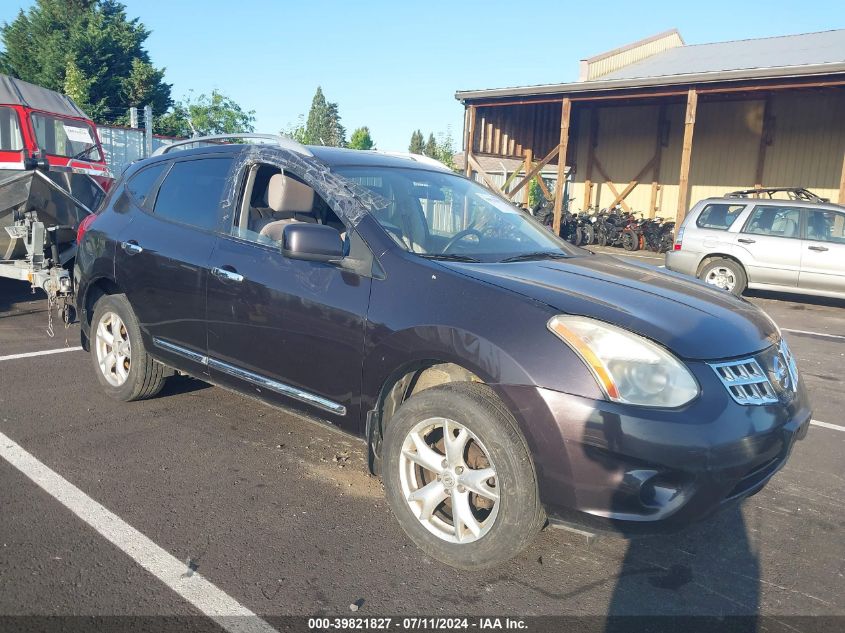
126,163 -> 168,208
153,157 -> 232,232
695,204 -> 746,230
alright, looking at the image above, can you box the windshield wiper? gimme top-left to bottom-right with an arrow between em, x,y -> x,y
419,253 -> 481,262
499,251 -> 569,263
70,144 -> 98,161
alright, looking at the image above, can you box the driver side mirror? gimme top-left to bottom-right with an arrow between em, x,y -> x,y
282,223 -> 343,262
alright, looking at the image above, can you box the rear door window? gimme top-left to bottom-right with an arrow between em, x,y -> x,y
153,157 -> 232,232
695,204 -> 745,230
806,209 -> 845,244
742,205 -> 803,239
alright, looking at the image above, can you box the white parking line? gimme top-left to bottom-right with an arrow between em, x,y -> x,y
0,346 -> 83,362
782,328 -> 845,342
0,431 -> 278,633
811,420 -> 845,433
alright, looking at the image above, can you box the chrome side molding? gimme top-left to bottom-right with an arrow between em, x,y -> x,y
152,337 -> 346,416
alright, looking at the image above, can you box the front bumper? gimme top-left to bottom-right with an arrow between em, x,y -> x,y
494,358 -> 811,532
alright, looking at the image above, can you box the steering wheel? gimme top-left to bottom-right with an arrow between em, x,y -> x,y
442,228 -> 483,253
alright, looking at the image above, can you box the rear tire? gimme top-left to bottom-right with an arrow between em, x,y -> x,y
90,294 -> 168,401
382,382 -> 544,570
699,258 -> 747,296
622,230 -> 639,251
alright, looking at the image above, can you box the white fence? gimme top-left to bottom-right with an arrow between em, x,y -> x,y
96,125 -> 177,175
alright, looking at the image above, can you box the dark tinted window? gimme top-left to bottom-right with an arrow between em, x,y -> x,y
696,203 -> 745,230
806,209 -> 845,244
0,106 -> 23,151
126,163 -> 167,207
153,158 -> 232,231
743,205 -> 802,238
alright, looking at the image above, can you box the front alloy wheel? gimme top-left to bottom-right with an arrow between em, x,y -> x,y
383,382 -> 544,570
399,417 -> 499,543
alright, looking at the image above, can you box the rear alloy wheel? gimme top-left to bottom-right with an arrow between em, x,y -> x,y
699,258 -> 747,296
383,382 -> 544,570
90,294 -> 169,401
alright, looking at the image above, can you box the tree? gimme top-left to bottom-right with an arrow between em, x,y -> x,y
423,133 -> 438,158
409,130 -> 424,154
435,129 -> 456,169
155,90 -> 255,137
348,126 -> 375,150
0,0 -> 172,123
303,87 -> 346,147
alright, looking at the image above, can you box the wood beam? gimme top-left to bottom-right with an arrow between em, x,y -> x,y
676,89 -> 698,223
552,98 -> 572,235
650,104 -> 666,217
467,154 -> 502,193
505,144 -> 560,198
839,148 -> 845,205
536,173 -> 552,200
593,158 -> 632,212
582,108 -> 598,211
604,154 -> 658,211
522,149 -> 532,207
754,98 -> 773,188
464,105 -> 477,179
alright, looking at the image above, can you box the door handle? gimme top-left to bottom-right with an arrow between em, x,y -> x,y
212,266 -> 244,283
121,241 -> 143,255
737,238 -> 755,244
808,245 -> 829,252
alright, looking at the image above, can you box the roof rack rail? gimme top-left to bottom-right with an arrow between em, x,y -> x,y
152,133 -> 313,157
724,187 -> 829,203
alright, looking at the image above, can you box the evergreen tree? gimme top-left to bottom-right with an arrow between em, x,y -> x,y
303,87 -> 346,147
409,130 -> 424,154
424,133 -> 438,158
0,0 -> 172,124
348,126 -> 375,150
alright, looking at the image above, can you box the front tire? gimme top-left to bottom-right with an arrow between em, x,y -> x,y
90,293 -> 168,401
382,382 -> 544,570
699,258 -> 747,296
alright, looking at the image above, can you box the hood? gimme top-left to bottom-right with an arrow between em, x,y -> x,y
441,254 -> 778,361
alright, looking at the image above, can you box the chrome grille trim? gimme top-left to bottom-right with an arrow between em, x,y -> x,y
709,357 -> 778,405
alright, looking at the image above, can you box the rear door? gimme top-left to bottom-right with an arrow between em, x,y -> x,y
799,207 -> 845,295
735,204 -> 803,288
115,155 -> 233,373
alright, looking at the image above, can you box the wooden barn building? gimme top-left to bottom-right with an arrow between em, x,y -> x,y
455,29 -> 845,231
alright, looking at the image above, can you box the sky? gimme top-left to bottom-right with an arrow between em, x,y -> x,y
1,0 -> 843,151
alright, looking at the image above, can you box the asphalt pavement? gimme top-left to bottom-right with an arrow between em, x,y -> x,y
0,257 -> 843,633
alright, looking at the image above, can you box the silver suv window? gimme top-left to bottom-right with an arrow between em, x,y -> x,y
807,209 -> 845,244
743,205 -> 802,239
695,203 -> 745,230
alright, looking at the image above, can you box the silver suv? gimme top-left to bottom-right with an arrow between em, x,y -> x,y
666,192 -> 845,299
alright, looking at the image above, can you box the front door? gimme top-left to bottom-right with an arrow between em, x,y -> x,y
735,204 -> 803,288
799,208 -> 845,295
205,169 -> 372,431
115,155 -> 233,373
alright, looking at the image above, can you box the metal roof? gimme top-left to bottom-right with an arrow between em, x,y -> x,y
456,29 -> 845,102
0,73 -> 89,119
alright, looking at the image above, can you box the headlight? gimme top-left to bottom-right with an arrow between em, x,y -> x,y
548,315 -> 699,407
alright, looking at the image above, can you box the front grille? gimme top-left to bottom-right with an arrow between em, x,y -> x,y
709,357 -> 778,405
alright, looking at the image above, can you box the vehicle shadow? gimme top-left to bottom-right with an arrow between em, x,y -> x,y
158,374 -> 213,397
0,278 -> 45,315
582,415 -> 761,632
744,288 -> 845,309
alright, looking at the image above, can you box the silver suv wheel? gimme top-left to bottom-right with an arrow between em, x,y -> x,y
704,265 -> 737,291
398,417 -> 499,543
95,311 -> 132,387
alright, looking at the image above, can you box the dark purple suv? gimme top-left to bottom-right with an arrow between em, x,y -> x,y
75,137 -> 811,569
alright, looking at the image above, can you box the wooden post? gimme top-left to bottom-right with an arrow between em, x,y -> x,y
676,89 -> 698,223
464,105 -> 477,179
582,108 -> 598,211
522,149 -> 532,207
552,98 -> 572,235
754,97 -> 773,189
838,149 -> 845,205
650,104 -> 666,217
